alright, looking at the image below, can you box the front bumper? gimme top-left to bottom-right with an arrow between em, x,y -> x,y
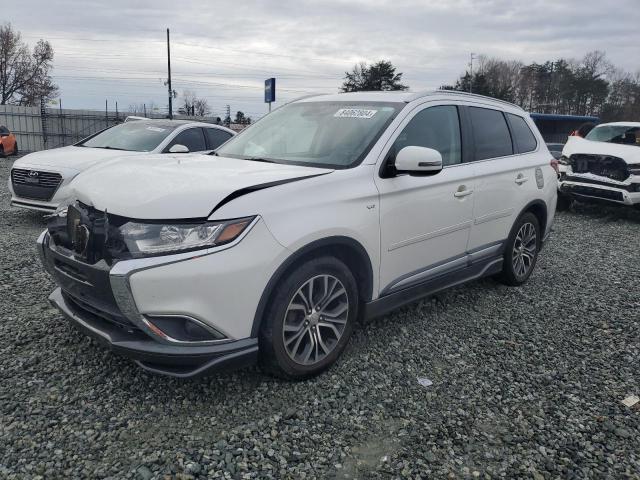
37,219 -> 283,377
559,176 -> 640,206
49,287 -> 258,377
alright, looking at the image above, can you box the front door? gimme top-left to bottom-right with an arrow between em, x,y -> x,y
375,104 -> 475,295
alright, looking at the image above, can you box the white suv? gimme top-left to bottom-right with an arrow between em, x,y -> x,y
38,91 -> 557,380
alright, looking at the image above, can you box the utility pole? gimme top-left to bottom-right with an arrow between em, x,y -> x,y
167,28 -> 173,120
225,105 -> 231,127
469,53 -> 476,93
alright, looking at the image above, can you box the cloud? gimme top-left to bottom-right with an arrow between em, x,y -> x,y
8,0 -> 640,114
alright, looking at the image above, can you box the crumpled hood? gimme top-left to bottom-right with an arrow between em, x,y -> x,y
562,137 -> 640,165
70,154 -> 333,219
13,145 -> 145,171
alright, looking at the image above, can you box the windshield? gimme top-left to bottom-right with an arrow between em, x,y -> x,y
585,125 -> 640,146
216,101 -> 403,168
79,122 -> 178,152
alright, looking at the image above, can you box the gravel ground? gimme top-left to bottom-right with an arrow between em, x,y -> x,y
1,156 -> 639,479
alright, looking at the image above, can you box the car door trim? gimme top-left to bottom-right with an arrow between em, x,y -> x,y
380,240 -> 505,296
474,208 -> 514,225
388,220 -> 473,252
368,253 -> 504,319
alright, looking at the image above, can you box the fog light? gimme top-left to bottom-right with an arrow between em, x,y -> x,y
144,315 -> 226,343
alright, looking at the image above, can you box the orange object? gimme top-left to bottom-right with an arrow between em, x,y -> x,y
0,125 -> 18,157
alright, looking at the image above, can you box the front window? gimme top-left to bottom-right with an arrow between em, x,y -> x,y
585,125 -> 640,146
216,101 -> 403,168
79,121 -> 179,152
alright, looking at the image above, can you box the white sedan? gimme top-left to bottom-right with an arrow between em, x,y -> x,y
9,119 -> 235,213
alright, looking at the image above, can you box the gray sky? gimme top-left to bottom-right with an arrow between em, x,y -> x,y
9,0 -> 640,119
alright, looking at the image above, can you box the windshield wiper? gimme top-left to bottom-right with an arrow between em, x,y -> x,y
95,146 -> 129,151
243,157 -> 277,163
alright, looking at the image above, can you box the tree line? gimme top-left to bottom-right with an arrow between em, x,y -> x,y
342,54 -> 639,122
442,51 -> 640,121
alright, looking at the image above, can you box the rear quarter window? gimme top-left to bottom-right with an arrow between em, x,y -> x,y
468,107 -> 513,160
507,114 -> 538,153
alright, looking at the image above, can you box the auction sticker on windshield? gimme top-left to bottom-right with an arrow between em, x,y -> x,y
334,108 -> 378,119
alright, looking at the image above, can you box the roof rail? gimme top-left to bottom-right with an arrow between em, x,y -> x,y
284,93 -> 327,105
405,89 -> 524,111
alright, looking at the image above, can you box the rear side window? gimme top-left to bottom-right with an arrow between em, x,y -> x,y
165,128 -> 207,152
507,114 -> 538,153
392,105 -> 462,166
469,107 -> 513,160
204,128 -> 233,150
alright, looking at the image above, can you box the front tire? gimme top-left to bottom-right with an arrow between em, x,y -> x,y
259,256 -> 358,380
12,143 -> 18,156
497,212 -> 540,286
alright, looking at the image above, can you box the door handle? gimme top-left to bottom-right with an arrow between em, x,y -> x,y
454,186 -> 474,198
515,174 -> 529,185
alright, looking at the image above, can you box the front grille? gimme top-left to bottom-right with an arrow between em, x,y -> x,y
569,154 -> 629,182
565,185 -> 624,202
63,291 -> 140,332
11,168 -> 62,201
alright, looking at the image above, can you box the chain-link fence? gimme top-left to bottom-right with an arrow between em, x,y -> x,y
0,104 -> 234,154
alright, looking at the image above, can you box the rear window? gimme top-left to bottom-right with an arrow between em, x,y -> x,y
469,107 -> 513,160
204,128 -> 233,150
507,114 -> 538,153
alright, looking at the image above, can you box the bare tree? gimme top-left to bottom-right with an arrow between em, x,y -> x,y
0,23 -> 58,105
178,90 -> 210,116
193,98 -> 210,117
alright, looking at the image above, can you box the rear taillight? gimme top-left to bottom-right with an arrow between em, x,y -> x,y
550,158 -> 560,175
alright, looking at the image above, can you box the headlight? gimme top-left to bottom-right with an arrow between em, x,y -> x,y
119,216 -> 256,255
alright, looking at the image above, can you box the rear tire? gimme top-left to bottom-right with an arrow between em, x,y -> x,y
556,192 -> 572,211
0,146 -> 5,159
259,256 -> 358,380
13,143 -> 18,156
496,212 -> 540,287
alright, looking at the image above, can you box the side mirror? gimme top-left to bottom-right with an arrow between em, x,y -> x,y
395,146 -> 443,174
168,144 -> 189,153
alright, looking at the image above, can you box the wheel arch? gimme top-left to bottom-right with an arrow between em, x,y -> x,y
251,236 -> 374,337
518,199 -> 548,237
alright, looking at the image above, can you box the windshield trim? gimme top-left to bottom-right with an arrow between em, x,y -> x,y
216,101 -> 406,170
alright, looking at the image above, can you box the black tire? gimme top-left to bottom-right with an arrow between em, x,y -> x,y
259,256 -> 359,380
13,143 -> 18,156
0,146 -> 4,159
556,192 -> 572,211
496,212 -> 541,287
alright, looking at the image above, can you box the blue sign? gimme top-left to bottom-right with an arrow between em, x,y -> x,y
265,78 -> 276,103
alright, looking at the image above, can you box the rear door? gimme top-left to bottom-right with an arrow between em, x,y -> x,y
375,103 -> 476,295
465,106 -> 540,252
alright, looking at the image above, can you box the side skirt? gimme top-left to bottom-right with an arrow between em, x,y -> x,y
363,255 -> 503,321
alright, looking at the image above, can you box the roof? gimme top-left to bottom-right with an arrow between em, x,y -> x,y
529,113 -> 599,122
296,90 -> 524,111
130,119 -> 234,132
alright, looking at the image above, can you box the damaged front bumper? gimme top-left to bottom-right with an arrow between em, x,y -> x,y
559,174 -> 640,206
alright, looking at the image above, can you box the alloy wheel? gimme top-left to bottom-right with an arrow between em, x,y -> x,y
512,222 -> 537,279
282,274 -> 349,366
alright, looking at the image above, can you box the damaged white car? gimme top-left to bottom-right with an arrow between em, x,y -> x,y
558,122 -> 640,209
